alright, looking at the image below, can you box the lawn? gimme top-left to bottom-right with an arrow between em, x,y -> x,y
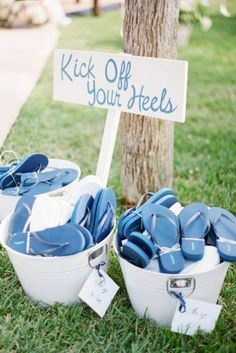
0,5 -> 236,353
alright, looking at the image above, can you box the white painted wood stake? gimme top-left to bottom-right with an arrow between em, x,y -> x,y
96,110 -> 121,187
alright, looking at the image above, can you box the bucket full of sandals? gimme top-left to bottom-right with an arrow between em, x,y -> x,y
114,187 -> 234,327
0,186 -> 116,305
0,151 -> 80,221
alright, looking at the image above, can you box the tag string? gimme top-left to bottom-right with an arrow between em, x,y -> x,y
96,261 -> 106,282
170,291 -> 186,313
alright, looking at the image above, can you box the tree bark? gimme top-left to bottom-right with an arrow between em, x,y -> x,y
121,0 -> 179,205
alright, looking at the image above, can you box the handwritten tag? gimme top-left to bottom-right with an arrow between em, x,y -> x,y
79,269 -> 119,318
171,298 -> 222,336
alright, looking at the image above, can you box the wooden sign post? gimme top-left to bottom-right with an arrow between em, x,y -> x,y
54,50 -> 188,186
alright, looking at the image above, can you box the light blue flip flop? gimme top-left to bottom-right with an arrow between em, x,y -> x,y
7,224 -> 86,256
179,203 -> 210,261
142,204 -> 185,273
2,168 -> 79,196
209,207 -> 236,262
9,195 -> 36,235
0,153 -> 48,190
70,193 -> 94,227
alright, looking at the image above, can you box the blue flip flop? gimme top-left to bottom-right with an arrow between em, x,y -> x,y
21,168 -> 79,187
70,193 -> 94,227
89,188 -> 116,243
9,195 -> 36,235
128,232 -> 156,258
0,153 -> 48,190
179,203 -> 210,261
209,207 -> 236,262
119,193 -> 178,242
7,224 -> 86,256
121,241 -> 151,268
2,168 -> 79,196
118,188 -> 176,240
142,204 -> 184,273
88,189 -> 103,234
73,224 -> 94,250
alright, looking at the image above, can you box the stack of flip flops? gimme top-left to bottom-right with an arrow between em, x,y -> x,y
117,188 -> 236,274
7,188 -> 116,256
0,152 -> 79,196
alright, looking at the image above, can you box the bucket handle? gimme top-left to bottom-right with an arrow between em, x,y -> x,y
166,277 -> 196,297
88,243 -> 108,269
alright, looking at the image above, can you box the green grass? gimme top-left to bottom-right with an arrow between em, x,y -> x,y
1,6 -> 236,353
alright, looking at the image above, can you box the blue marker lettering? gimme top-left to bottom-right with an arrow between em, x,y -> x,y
61,53 -> 73,81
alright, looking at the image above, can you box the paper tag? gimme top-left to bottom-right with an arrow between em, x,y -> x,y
79,269 -> 119,318
171,298 -> 222,336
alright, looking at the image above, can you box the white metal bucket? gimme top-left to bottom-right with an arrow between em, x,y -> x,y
114,234 -> 229,327
0,212 -> 114,306
0,158 -> 80,221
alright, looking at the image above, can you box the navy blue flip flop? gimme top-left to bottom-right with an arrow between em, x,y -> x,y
0,153 -> 48,190
7,224 -> 86,256
70,193 -> 94,227
209,207 -> 236,262
121,241 -> 151,268
142,204 -> 185,273
179,203 -> 210,261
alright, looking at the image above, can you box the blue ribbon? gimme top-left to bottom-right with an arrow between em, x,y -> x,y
170,291 -> 186,313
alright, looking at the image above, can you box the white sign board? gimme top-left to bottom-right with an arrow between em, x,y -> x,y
54,50 -> 188,123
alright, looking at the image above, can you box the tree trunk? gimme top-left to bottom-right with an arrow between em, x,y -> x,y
121,0 -> 179,205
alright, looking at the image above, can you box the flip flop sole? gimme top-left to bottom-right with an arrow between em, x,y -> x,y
121,194 -> 178,238
121,242 -> 150,268
118,188 -> 176,237
210,207 -> 236,262
8,224 -> 86,256
128,232 -> 156,258
92,188 -> 116,237
179,203 -> 209,261
70,193 -> 94,225
74,224 -> 94,249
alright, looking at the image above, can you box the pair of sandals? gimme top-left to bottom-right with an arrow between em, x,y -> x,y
118,188 -> 236,273
70,188 -> 116,244
180,203 -> 236,263
0,152 -> 79,195
7,188 -> 116,257
118,188 -> 178,246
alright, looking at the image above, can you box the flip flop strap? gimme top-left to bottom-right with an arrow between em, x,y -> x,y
0,150 -> 19,167
183,210 -> 210,236
94,202 -> 115,239
80,207 -> 92,227
217,237 -> 236,245
151,212 -> 178,234
20,170 -> 69,187
17,179 -> 52,196
213,213 -> 236,243
135,192 -> 154,209
26,231 -> 69,256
